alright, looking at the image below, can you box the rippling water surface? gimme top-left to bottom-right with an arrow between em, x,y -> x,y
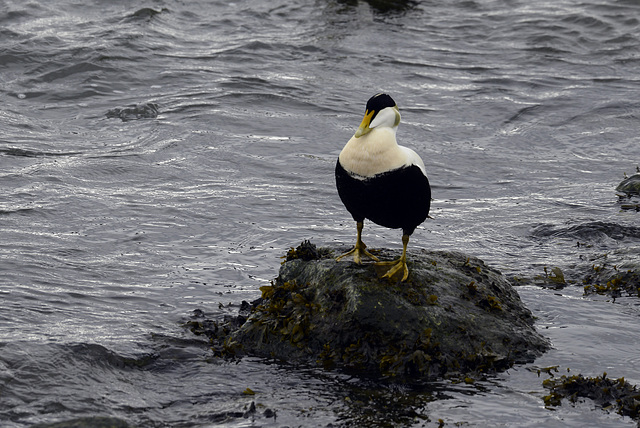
2,0 -> 640,426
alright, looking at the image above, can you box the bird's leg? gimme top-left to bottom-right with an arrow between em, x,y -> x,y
376,234 -> 410,281
336,221 -> 379,264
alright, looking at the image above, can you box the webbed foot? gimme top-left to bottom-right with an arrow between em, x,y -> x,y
376,234 -> 411,282
375,258 -> 409,281
336,220 -> 380,264
336,242 -> 379,264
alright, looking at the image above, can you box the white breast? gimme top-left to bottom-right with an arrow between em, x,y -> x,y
338,127 -> 427,179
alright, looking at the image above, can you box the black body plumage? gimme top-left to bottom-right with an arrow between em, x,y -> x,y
335,160 -> 431,236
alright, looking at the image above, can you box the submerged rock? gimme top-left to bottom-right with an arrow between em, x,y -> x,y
543,372 -> 640,422
583,260 -> 640,300
616,173 -> 640,211
616,173 -> 640,197
106,103 -> 159,122
198,242 -> 550,380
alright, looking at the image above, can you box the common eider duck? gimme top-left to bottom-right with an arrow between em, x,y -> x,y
335,93 -> 431,281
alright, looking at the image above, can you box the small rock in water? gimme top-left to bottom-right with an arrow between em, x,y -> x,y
616,173 -> 640,211
201,242 -> 550,381
106,103 -> 159,122
616,173 -> 640,197
542,372 -> 640,422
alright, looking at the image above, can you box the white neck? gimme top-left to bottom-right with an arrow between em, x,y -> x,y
370,107 -> 400,130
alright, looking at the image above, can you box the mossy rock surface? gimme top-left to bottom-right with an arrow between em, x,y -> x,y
616,173 -> 640,211
616,173 -> 640,196
226,244 -> 549,380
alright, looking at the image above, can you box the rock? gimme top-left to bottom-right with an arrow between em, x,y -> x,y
616,173 -> 640,197
542,372 -> 640,422
583,261 -> 640,300
616,173 -> 640,211
210,242 -> 550,380
106,103 -> 159,122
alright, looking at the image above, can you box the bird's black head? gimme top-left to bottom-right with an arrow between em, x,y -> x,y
365,93 -> 396,120
353,93 -> 400,138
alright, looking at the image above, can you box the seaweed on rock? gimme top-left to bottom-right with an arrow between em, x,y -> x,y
192,241 -> 549,381
583,262 -> 640,300
543,372 -> 640,423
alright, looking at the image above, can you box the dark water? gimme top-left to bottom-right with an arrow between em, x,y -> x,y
2,0 -> 640,426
